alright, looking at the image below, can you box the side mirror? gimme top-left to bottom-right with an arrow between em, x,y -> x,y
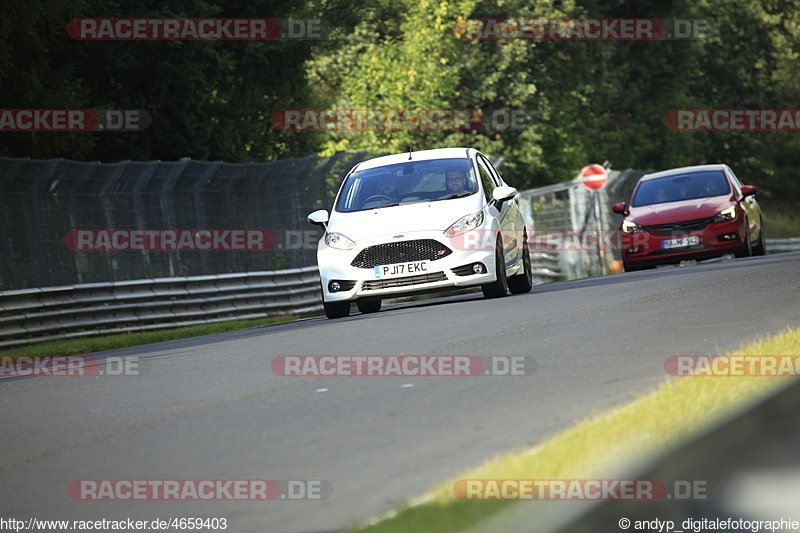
307,209 -> 329,227
612,202 -> 627,214
491,186 -> 517,204
741,185 -> 757,197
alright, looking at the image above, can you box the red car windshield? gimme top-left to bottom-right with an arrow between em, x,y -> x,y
631,171 -> 731,207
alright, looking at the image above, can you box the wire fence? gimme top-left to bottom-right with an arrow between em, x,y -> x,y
0,152 -> 377,291
516,168 -> 649,279
8,153 -> 786,294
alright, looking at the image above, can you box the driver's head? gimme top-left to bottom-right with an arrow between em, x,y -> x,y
377,175 -> 397,196
446,169 -> 468,193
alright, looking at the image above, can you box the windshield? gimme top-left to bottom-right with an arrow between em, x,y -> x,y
334,158 -> 478,213
631,171 -> 731,207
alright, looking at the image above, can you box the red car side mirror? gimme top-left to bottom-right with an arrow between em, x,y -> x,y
611,202 -> 627,214
741,185 -> 757,197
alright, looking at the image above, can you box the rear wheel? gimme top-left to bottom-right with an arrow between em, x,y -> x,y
482,238 -> 509,299
508,234 -> 533,294
356,299 -> 381,314
323,300 -> 350,319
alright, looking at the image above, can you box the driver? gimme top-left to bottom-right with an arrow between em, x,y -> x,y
445,169 -> 469,195
376,174 -> 399,202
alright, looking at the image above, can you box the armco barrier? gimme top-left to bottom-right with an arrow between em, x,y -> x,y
0,266 -> 322,349
766,237 -> 800,253
0,249 -> 560,348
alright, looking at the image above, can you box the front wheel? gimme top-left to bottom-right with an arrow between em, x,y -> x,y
751,219 -> 767,256
356,299 -> 381,314
482,239 -> 509,299
508,235 -> 533,294
735,221 -> 752,258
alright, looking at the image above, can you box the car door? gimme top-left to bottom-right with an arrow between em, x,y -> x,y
484,155 -> 525,256
476,154 -> 517,270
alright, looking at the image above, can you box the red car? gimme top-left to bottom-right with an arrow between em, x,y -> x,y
612,164 -> 766,272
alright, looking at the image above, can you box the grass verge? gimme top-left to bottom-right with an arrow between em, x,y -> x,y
354,328 -> 800,532
763,210 -> 800,238
0,315 -> 300,356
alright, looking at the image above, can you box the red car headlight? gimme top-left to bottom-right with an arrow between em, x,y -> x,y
712,206 -> 737,223
622,220 -> 643,234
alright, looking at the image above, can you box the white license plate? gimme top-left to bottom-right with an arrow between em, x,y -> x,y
661,236 -> 700,249
373,261 -> 430,279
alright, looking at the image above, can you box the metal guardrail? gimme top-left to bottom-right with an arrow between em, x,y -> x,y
0,248 -> 561,349
9,228 -> 786,351
766,237 -> 800,253
0,267 -> 322,349
531,251 -> 563,283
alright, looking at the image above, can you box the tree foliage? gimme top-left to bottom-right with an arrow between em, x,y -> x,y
2,0 -> 799,205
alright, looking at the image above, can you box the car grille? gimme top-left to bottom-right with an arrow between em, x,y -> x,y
361,272 -> 447,291
642,217 -> 714,237
351,240 -> 452,268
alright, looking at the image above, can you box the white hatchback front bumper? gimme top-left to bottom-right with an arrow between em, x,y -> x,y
317,230 -> 498,302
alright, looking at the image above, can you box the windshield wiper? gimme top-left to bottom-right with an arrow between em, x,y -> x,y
444,192 -> 472,200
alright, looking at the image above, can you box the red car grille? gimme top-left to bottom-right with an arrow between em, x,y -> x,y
642,217 -> 714,237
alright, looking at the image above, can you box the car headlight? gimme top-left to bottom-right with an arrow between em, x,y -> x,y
444,211 -> 484,238
325,232 -> 356,250
621,220 -> 642,234
712,206 -> 737,222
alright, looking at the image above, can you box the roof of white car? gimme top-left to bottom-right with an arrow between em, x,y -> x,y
641,164 -> 728,181
354,148 -> 474,171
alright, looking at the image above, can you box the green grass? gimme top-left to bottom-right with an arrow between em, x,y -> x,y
0,315 -> 300,356
354,328 -> 800,533
763,210 -> 800,238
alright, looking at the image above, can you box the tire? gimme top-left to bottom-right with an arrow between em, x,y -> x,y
735,221 -> 752,258
623,260 -> 653,272
482,238 -> 509,299
508,234 -> 533,294
751,219 -> 766,256
323,300 -> 350,319
356,299 -> 382,314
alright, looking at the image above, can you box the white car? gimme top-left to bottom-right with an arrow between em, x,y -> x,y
307,148 -> 533,318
